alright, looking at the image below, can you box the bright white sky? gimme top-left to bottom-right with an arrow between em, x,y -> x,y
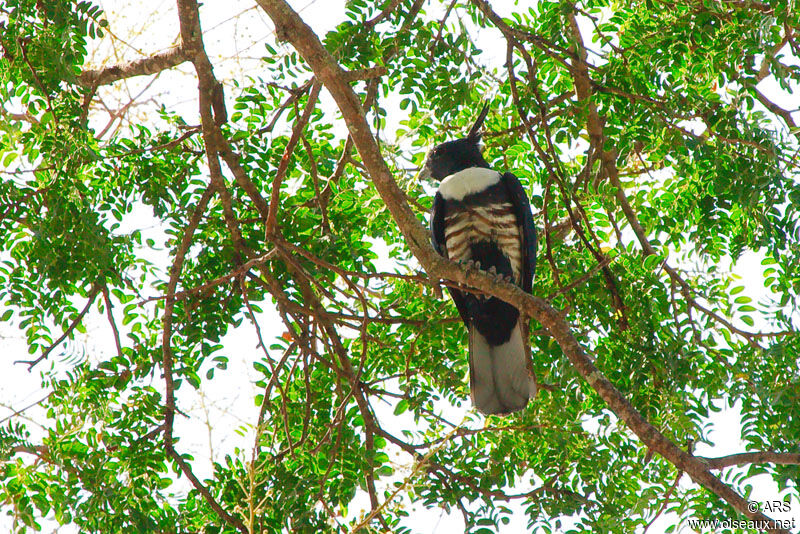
1,0 -> 799,532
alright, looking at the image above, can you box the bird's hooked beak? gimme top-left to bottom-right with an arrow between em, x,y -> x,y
415,148 -> 433,182
416,164 -> 432,182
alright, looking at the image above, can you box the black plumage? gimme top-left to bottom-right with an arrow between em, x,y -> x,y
422,105 -> 538,415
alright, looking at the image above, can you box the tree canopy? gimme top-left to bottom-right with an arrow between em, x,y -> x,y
1,0 -> 799,532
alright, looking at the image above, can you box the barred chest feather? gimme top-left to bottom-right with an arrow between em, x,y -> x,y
438,174 -> 524,284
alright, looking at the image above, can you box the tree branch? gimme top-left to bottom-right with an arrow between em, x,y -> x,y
254,0 -> 433,261
698,452 -> 800,471
265,81 -> 322,236
78,46 -> 189,87
17,283 -> 102,369
364,0 -> 403,28
100,284 -> 124,360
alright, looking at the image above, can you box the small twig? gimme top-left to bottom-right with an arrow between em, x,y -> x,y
545,256 -> 612,300
351,419 -> 468,532
0,394 -> 54,424
17,38 -> 57,125
643,470 -> 683,534
429,0 -> 460,61
240,276 -> 298,461
16,283 -> 102,369
100,285 -> 124,360
265,82 -> 322,237
137,248 -> 277,306
364,0 -> 403,28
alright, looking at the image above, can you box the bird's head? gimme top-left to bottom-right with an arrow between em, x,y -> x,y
418,104 -> 490,181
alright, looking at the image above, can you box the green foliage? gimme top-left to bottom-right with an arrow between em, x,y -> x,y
0,0 -> 798,533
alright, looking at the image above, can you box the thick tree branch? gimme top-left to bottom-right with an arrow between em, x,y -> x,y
254,0 -> 433,262
177,0 -> 253,264
171,5 -> 255,531
78,46 -> 189,87
174,0 -> 274,229
698,452 -> 800,471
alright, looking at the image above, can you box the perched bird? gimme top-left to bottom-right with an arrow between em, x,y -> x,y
419,105 -> 538,415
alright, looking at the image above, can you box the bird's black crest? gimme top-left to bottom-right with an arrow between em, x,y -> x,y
467,103 -> 490,142
419,103 -> 492,180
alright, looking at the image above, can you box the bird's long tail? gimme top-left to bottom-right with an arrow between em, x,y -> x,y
468,322 -> 536,415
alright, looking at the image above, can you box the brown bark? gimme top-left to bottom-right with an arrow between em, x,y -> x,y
78,46 -> 189,87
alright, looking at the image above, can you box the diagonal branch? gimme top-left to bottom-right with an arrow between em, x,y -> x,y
364,0 -> 403,28
265,82 -> 322,236
100,284 -> 124,360
159,181 -> 245,533
171,4 -> 254,532
17,282 -> 102,369
254,0 -> 432,258
178,0 -> 251,264
160,184 -> 215,448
